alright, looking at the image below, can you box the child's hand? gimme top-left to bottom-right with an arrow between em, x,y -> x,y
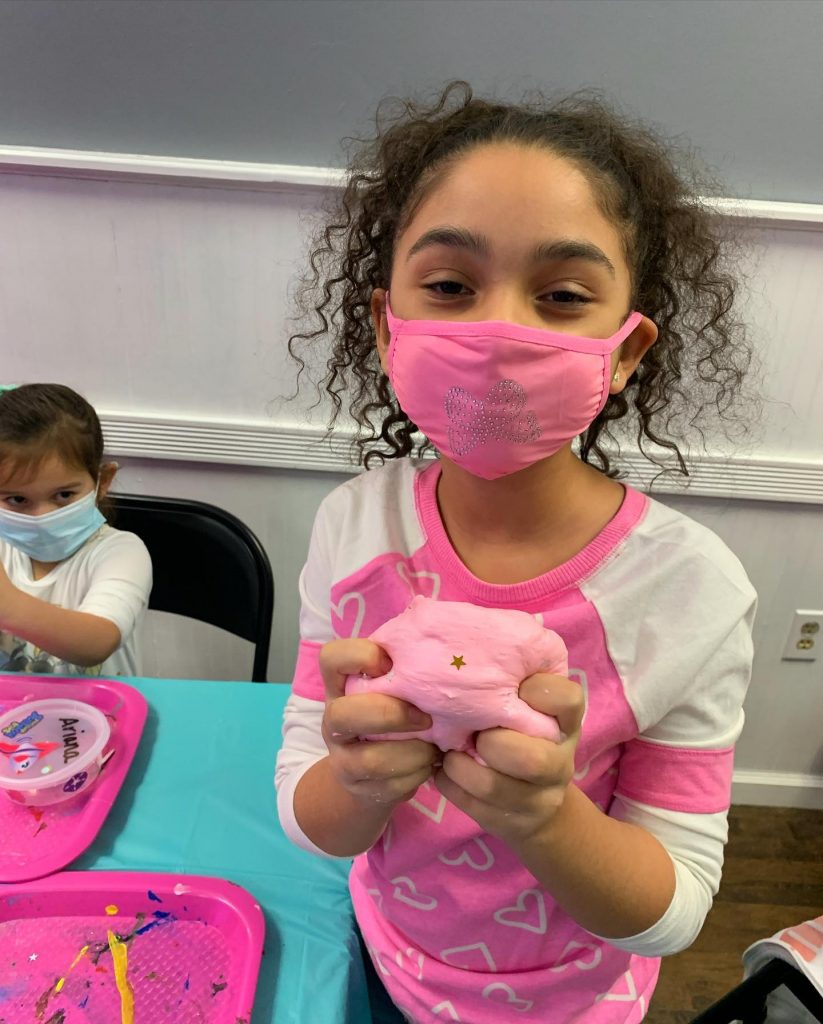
434,672 -> 584,847
319,639 -> 439,808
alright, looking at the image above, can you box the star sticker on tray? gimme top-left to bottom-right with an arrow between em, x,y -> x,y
29,952 -> 38,961
450,655 -> 466,670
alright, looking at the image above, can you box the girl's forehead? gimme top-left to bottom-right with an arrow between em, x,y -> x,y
0,452 -> 92,491
399,143 -> 624,260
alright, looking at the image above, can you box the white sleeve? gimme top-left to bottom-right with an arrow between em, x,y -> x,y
590,794 -> 728,955
274,693 -> 339,858
77,530 -> 153,643
581,508 -> 757,956
274,496 -> 342,857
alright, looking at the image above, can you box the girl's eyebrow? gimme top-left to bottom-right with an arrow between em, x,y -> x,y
406,226 -> 490,260
534,239 -> 616,277
0,480 -> 83,495
406,226 -> 615,277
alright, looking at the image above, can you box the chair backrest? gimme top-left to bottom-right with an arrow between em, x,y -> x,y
110,494 -> 274,682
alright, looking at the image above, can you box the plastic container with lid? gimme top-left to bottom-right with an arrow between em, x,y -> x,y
0,697 -> 111,806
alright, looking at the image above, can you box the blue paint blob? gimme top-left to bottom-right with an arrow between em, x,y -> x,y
152,910 -> 172,920
184,976 -> 191,991
79,995 -> 90,1009
147,890 -> 163,903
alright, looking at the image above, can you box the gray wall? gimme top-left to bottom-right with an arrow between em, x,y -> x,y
0,0 -> 821,202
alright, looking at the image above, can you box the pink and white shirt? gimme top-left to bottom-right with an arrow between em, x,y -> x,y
276,459 -> 756,1023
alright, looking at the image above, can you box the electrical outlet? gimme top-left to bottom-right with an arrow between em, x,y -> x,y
781,610 -> 823,661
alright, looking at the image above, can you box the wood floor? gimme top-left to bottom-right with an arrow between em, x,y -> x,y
648,805 -> 823,1023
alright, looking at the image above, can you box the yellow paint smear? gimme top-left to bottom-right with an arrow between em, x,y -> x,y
108,929 -> 135,1024
70,944 -> 90,969
55,944 -> 90,995
105,904 -> 119,915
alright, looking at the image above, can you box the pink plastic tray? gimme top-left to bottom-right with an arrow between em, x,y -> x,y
0,675 -> 147,883
0,871 -> 264,1024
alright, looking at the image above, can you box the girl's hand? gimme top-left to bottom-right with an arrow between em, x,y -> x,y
434,672 -> 585,848
319,638 -> 439,808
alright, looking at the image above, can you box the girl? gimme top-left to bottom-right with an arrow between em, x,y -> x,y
275,84 -> 756,1023
0,383 -> 152,677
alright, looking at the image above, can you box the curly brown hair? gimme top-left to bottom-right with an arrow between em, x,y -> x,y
288,81 -> 753,476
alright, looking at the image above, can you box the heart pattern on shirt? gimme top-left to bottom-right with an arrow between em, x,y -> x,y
396,561 -> 441,600
493,888 -> 547,934
438,837 -> 494,871
549,940 -> 603,972
596,969 -> 638,1002
431,1001 -> 461,1020
395,946 -> 425,980
439,941 -> 497,972
409,781 -> 447,824
391,876 -> 438,911
482,982 -> 534,1012
330,591 -> 366,638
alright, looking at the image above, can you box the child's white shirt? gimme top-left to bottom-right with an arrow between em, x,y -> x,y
0,525 -> 152,677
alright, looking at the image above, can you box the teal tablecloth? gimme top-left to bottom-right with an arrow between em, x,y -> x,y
75,677 -> 370,1024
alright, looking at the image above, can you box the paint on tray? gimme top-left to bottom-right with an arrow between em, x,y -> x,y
108,929 -> 135,1024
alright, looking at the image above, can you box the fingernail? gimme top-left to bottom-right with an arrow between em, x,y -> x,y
408,710 -> 430,728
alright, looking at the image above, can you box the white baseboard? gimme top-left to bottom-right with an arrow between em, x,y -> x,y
97,411 -> 823,505
732,769 -> 823,809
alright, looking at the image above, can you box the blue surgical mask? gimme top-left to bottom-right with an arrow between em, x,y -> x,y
0,489 -> 105,562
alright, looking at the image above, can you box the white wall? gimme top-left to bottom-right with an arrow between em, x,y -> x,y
2,164 -> 822,807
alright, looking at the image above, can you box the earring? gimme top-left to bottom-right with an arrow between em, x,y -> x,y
612,371 -> 620,382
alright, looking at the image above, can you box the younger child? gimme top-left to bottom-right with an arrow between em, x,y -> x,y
276,84 -> 757,1023
0,383 -> 152,676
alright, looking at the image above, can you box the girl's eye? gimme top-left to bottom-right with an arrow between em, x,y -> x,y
424,280 -> 471,297
55,491 -> 77,502
5,496 -> 26,508
542,290 -> 591,305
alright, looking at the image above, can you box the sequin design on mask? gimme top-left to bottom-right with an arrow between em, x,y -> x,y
444,379 -> 541,456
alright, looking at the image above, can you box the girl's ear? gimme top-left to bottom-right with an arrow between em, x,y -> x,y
97,461 -> 119,500
610,315 -> 658,394
371,288 -> 390,374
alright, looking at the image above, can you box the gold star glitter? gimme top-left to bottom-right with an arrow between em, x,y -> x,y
450,655 -> 466,669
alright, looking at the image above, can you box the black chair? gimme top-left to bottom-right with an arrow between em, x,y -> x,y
111,494 -> 274,682
690,957 -> 823,1023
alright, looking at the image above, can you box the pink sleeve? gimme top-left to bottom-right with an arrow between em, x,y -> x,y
292,640 -> 326,701
615,738 -> 735,814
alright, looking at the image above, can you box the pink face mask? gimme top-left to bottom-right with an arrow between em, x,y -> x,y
385,298 -> 643,480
